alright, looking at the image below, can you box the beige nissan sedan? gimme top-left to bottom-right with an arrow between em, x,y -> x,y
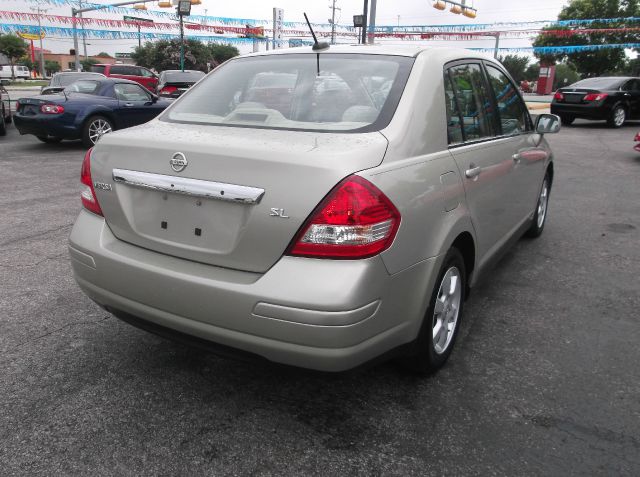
69,45 -> 559,373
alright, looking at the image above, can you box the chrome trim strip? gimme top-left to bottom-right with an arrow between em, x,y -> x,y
112,168 -> 265,204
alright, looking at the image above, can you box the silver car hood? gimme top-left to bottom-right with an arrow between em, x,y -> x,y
90,119 -> 389,272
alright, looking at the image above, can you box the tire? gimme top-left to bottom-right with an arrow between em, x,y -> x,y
82,115 -> 113,148
36,135 -> 62,144
607,105 -> 626,128
525,173 -> 551,238
403,247 -> 466,375
560,114 -> 574,126
0,107 -> 6,136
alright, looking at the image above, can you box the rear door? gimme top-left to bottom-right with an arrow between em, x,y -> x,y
483,62 -> 547,226
445,61 -> 521,263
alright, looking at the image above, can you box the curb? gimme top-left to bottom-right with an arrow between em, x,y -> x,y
526,102 -> 551,110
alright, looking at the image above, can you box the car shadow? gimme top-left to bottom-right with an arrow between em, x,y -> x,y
566,120 -> 640,129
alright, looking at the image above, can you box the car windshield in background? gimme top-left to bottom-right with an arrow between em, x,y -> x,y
569,77 -> 626,89
56,73 -> 103,87
163,71 -> 205,83
163,54 -> 414,132
64,80 -> 102,95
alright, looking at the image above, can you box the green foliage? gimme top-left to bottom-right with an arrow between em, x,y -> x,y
80,58 -> 99,72
553,63 -> 581,89
498,55 -> 530,83
96,52 -> 112,58
45,60 -> 61,75
18,57 -> 36,70
524,63 -> 540,81
0,34 -> 28,79
132,39 -> 239,72
532,0 -> 640,76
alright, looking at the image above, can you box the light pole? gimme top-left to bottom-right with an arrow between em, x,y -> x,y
30,5 -> 47,78
368,0 -> 377,44
72,0 -> 157,71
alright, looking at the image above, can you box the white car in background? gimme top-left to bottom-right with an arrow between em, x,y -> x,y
0,65 -> 31,80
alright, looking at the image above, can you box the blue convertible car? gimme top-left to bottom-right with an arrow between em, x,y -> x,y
14,78 -> 171,147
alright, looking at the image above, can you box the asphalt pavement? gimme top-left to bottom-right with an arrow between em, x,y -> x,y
0,121 -> 639,476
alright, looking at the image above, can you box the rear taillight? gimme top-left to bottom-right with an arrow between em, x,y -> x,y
583,93 -> 608,102
15,100 -> 20,110
553,91 -> 564,101
287,175 -> 401,259
80,148 -> 103,216
634,132 -> 640,142
160,86 -> 178,96
40,103 -> 64,114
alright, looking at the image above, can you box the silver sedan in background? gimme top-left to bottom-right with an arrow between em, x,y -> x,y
69,45 -> 559,373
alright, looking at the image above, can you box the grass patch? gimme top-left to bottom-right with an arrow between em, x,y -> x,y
2,80 -> 49,87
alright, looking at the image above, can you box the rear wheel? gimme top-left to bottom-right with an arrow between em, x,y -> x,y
559,114 -> 574,126
525,173 -> 551,238
607,105 -> 626,128
82,115 -> 113,148
36,135 -> 62,144
404,247 -> 466,375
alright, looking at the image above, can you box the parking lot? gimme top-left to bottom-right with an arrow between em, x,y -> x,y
1,120 -> 639,475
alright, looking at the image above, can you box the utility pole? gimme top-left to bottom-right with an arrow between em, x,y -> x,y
368,0 -> 377,44
361,0 -> 368,45
79,0 -> 88,60
30,5 -> 46,78
72,0 -> 157,72
329,0 -> 341,45
493,32 -> 500,59
179,13 -> 185,71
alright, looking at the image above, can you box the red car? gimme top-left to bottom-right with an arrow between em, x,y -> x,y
634,132 -> 640,151
90,64 -> 158,93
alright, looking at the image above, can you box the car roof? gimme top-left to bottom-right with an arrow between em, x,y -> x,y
54,72 -> 106,77
240,44 -> 495,63
161,69 -> 203,73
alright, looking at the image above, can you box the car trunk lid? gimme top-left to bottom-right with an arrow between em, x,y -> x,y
90,120 -> 389,273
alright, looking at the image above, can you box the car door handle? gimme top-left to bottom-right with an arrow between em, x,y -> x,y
465,165 -> 481,179
124,102 -> 134,107
512,153 -> 521,163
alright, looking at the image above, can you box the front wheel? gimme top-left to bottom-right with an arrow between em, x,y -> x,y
403,247 -> 466,375
525,173 -> 551,238
607,105 -> 626,128
82,115 -> 113,148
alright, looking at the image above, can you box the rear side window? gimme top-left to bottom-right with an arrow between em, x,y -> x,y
90,65 -> 106,74
447,63 -> 494,142
485,64 -> 530,135
444,74 -> 464,144
110,65 -> 136,75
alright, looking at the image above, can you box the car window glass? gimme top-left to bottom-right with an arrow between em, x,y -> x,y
64,80 -> 101,95
444,72 -> 464,144
110,65 -> 133,75
447,63 -> 494,141
164,54 -> 414,132
140,68 -> 155,78
624,79 -> 640,91
485,64 -> 529,135
90,65 -> 106,74
114,83 -> 150,101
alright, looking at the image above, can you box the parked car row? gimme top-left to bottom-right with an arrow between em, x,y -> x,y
0,82 -> 12,136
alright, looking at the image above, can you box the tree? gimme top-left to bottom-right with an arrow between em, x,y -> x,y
553,63 -> 581,89
0,34 -> 28,80
80,58 -> 99,72
132,39 -> 239,72
524,63 -> 540,81
532,0 -> 640,77
45,60 -> 61,76
96,52 -> 112,58
498,55 -> 530,83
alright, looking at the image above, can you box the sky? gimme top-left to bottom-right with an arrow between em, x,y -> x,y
1,0 -> 570,57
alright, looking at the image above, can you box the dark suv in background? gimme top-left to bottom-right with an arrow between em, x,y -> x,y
551,76 -> 640,128
90,64 -> 158,93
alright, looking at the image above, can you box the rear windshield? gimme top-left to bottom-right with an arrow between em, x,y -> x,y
90,65 -> 106,74
569,77 -> 626,89
56,73 -> 102,86
65,80 -> 102,95
163,71 -> 205,83
162,53 -> 414,132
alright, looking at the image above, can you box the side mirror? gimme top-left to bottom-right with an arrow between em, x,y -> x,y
151,94 -> 158,104
535,113 -> 561,134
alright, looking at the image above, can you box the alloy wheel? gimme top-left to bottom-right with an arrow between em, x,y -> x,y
432,266 -> 462,355
88,118 -> 112,144
614,107 -> 626,127
537,179 -> 549,229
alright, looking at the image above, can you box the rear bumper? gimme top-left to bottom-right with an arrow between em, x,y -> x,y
550,102 -> 611,120
13,114 -> 80,139
69,210 -> 440,371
